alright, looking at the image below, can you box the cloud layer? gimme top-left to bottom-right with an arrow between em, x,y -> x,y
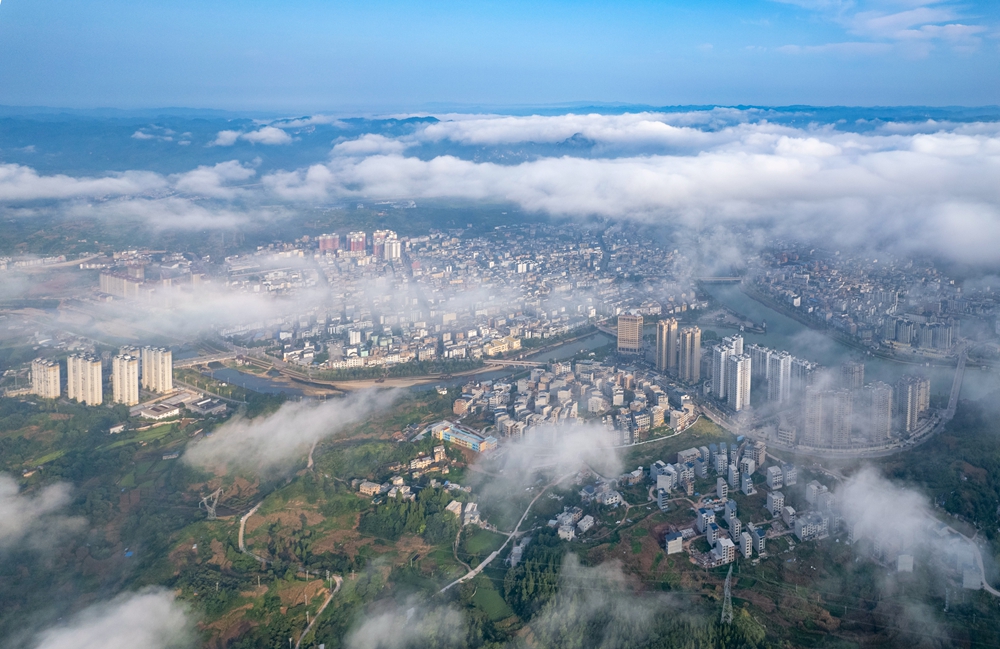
3,109 -> 1000,264
183,390 -> 396,472
0,474 -> 84,551
30,588 -> 194,649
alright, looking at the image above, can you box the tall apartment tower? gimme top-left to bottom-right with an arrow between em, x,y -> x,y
112,354 -> 140,406
655,318 -> 679,373
767,352 -> 792,404
802,388 -> 852,448
317,233 -> 340,252
896,375 -> 930,434
841,361 -> 865,390
711,335 -> 742,401
347,231 -> 367,253
864,381 -> 894,443
678,327 -> 702,384
748,344 -> 772,380
616,313 -> 643,355
30,358 -> 61,399
67,354 -> 103,406
141,347 -> 174,393
726,354 -> 752,412
712,344 -> 731,401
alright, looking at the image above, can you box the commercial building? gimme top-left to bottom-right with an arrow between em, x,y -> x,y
30,358 -> 61,399
111,354 -> 140,406
616,313 -> 643,355
67,354 -> 102,406
678,327 -> 702,383
429,421 -> 498,453
141,347 -> 173,393
655,318 -> 678,373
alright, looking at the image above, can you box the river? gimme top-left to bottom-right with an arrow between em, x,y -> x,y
703,284 -> 999,401
210,367 -> 305,397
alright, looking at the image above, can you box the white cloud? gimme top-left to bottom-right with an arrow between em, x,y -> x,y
31,588 -> 194,649
171,160 -> 256,199
0,474 -> 84,551
213,126 -> 294,146
183,391 -> 397,472
258,114 -> 1000,264
332,134 -> 409,157
0,164 -> 166,202
210,130 -> 242,147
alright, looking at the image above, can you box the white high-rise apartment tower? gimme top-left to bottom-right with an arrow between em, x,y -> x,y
67,354 -> 103,405
112,353 -> 140,405
726,354 -> 752,412
31,358 -> 61,399
767,352 -> 792,404
141,347 -> 173,393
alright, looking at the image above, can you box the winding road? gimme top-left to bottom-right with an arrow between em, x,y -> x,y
439,471 -> 574,594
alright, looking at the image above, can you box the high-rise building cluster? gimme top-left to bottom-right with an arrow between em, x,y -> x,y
29,345 -> 174,406
797,370 -> 928,448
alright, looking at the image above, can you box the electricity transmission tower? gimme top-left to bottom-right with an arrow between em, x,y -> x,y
721,564 -> 734,624
200,488 -> 224,520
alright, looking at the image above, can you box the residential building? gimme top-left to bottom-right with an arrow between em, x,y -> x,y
141,346 -> 173,393
655,317 -> 679,372
794,511 -> 829,541
30,358 -> 61,399
767,351 -> 792,404
111,353 -> 140,405
739,532 -> 753,558
766,490 -> 785,516
713,537 -> 736,564
766,466 -> 783,490
696,507 -> 716,533
66,354 -> 102,406
716,477 -> 728,500
863,381 -> 894,443
664,532 -> 684,555
726,353 -> 752,412
678,327 -> 702,383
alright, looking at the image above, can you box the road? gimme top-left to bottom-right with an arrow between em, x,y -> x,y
294,575 -> 343,649
439,472 -> 573,594
238,502 -> 268,564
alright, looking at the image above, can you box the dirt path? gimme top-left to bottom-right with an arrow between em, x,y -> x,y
294,575 -> 342,649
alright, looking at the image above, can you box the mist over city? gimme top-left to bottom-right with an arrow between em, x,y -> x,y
2,1 -> 1000,648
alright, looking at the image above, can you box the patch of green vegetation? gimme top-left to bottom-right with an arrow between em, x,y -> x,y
471,576 -> 515,621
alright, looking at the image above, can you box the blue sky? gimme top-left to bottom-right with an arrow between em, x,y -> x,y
0,0 -> 998,110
